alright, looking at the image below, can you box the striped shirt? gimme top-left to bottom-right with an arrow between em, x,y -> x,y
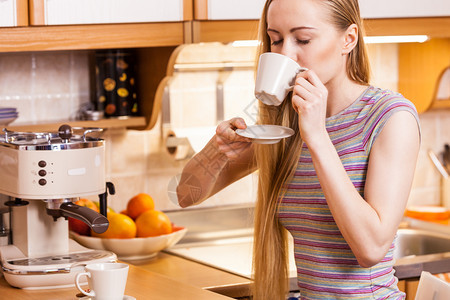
279,86 -> 419,299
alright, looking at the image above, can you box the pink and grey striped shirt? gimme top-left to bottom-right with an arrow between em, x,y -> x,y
279,86 -> 419,299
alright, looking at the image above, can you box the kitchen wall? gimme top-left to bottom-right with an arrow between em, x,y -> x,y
0,42 -> 448,212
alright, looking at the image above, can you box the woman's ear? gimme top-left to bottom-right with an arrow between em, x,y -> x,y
342,24 -> 358,55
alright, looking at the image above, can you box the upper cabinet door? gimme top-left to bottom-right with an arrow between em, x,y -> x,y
29,0 -> 192,26
194,0 -> 266,20
0,0 -> 28,27
359,0 -> 450,19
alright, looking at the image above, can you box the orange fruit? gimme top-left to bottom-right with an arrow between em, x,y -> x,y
92,212 -> 137,239
126,193 -> 155,220
135,210 -> 172,237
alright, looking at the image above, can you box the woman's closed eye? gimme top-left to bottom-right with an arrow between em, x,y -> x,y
296,39 -> 310,45
271,39 -> 283,46
270,38 -> 310,46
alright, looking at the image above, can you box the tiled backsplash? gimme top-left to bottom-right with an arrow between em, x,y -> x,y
0,51 -> 91,124
0,44 -> 448,212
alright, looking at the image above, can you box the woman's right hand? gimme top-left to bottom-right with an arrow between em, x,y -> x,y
214,117 -> 253,159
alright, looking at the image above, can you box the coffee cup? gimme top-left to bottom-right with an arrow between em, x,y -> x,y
255,52 -> 307,106
75,262 -> 129,300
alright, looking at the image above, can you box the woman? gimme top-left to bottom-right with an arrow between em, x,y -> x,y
177,0 -> 420,299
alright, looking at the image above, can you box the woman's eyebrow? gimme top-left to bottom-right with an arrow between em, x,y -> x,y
290,26 -> 316,32
267,26 -> 316,34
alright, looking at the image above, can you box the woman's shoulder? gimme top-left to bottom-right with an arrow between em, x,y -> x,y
364,86 -> 418,116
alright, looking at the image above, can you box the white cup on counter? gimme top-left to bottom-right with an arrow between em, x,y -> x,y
75,262 -> 129,300
255,52 -> 307,106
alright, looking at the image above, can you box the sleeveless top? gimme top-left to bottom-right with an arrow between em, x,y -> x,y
278,86 -> 419,299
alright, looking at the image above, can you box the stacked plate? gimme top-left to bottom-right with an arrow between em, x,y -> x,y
0,107 -> 18,126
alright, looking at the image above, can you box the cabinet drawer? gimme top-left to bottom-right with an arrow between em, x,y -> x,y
30,0 -> 190,26
0,0 -> 28,27
360,0 -> 450,19
195,0 -> 266,20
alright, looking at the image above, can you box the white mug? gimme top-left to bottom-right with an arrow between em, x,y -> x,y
255,52 -> 307,106
75,262 -> 129,300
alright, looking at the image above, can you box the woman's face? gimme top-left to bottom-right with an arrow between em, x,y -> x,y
266,0 -> 349,86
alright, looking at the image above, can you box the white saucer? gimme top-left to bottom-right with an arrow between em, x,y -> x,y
79,295 -> 136,300
236,125 -> 295,144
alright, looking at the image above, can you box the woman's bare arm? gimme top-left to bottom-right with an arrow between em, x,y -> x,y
176,118 -> 257,207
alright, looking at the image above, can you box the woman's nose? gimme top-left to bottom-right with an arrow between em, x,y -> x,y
280,41 -> 297,62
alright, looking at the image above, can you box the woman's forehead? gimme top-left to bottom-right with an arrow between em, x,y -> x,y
267,0 -> 329,30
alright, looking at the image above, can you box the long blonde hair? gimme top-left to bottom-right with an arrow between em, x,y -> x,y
252,1 -> 370,299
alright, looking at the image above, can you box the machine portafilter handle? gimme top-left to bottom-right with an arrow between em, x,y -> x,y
58,202 -> 109,234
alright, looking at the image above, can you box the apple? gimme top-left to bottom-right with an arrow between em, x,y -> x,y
68,198 -> 99,236
93,201 -> 115,214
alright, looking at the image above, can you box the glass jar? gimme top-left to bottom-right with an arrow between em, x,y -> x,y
94,49 -> 139,118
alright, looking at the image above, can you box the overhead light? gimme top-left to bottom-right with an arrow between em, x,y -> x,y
231,40 -> 259,47
364,35 -> 429,44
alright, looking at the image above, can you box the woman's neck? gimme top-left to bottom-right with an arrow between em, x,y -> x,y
325,75 -> 368,118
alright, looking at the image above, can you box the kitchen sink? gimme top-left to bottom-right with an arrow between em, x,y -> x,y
394,228 -> 450,259
165,205 -> 450,281
393,228 -> 450,279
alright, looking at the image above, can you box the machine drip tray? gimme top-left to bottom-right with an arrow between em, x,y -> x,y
7,250 -> 113,266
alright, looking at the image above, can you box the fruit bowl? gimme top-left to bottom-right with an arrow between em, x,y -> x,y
70,226 -> 187,261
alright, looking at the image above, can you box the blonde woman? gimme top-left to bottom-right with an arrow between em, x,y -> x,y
177,0 -> 420,299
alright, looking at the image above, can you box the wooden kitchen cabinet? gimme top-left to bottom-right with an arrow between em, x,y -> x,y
194,0 -> 265,20
0,0 -> 449,130
0,0 -> 28,27
398,278 -> 420,300
360,0 -> 450,19
399,38 -> 450,113
29,0 -> 193,26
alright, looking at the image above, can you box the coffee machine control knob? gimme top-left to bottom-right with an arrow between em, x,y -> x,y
58,124 -> 73,142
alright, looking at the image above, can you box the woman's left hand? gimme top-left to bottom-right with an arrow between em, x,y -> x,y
291,70 -> 328,146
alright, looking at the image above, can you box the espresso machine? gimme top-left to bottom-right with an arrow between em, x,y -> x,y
0,125 -> 117,289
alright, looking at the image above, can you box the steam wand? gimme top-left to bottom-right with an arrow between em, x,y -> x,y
99,182 -> 115,217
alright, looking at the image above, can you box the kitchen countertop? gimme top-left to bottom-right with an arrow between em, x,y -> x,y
0,262 -> 232,300
130,252 -> 252,298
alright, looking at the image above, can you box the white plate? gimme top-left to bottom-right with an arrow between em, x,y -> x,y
0,107 -> 17,113
70,226 -> 187,261
0,117 -> 18,126
0,112 -> 18,117
236,125 -> 295,144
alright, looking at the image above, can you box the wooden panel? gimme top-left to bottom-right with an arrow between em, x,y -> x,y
135,47 -> 177,130
398,279 -> 406,293
183,0 -> 194,20
0,22 -> 185,52
7,117 -> 146,132
191,18 -> 450,44
16,0 -> 29,26
364,17 -> 450,38
194,0 -> 208,20
405,278 -> 420,300
398,38 -> 450,113
29,0 -> 45,25
192,20 -> 259,43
